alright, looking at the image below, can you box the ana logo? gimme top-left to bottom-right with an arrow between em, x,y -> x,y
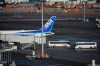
45,19 -> 53,29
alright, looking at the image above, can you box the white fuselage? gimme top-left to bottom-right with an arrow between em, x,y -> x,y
0,30 -> 32,34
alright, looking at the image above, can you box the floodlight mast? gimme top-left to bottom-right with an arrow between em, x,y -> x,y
41,0 -> 44,55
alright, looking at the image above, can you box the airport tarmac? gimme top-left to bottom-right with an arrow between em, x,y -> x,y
12,54 -> 86,66
45,34 -> 100,64
0,15 -> 100,65
45,47 -> 100,64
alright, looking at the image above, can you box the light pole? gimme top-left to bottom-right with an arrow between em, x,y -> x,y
83,1 -> 85,22
64,0 -> 66,8
41,0 -> 44,55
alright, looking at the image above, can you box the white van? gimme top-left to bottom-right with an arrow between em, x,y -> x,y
75,42 -> 97,49
48,41 -> 70,48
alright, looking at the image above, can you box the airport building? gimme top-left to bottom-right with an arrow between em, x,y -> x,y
5,0 -> 29,4
29,0 -> 97,4
45,0 -> 97,4
4,0 -> 97,5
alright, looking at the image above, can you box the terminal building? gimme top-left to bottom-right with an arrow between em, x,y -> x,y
5,0 -> 29,4
3,0 -> 97,5
29,0 -> 97,4
45,0 -> 97,4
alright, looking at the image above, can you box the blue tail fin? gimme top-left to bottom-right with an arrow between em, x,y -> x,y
39,16 -> 56,32
15,16 -> 56,36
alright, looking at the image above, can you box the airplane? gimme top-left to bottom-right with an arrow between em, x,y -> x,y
0,16 -> 56,36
